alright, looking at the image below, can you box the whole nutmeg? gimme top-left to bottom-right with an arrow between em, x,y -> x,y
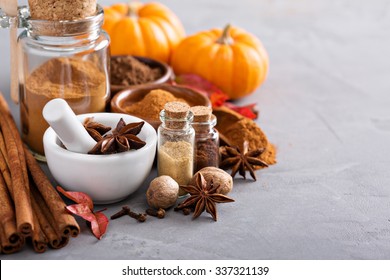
192,167 -> 233,195
146,176 -> 179,209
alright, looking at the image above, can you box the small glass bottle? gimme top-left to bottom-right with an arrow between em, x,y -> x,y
190,106 -> 219,173
157,102 -> 195,196
16,5 -> 110,160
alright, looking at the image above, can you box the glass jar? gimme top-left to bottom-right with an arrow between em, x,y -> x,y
192,114 -> 219,173
157,104 -> 195,196
16,5 -> 110,160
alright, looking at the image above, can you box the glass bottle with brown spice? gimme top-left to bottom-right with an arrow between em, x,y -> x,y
190,106 -> 219,173
18,5 -> 110,160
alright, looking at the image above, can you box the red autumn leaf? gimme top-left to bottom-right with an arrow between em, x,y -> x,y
210,92 -> 229,107
66,204 -> 97,223
57,186 -> 109,240
224,102 -> 258,120
57,186 -> 94,210
175,74 -> 225,98
175,74 -> 259,120
93,211 -> 109,240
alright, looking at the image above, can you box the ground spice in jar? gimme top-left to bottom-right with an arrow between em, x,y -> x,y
190,106 -> 219,173
213,106 -> 277,167
21,57 -> 108,156
157,102 -> 195,196
111,56 -> 163,86
123,89 -> 187,121
28,0 -> 97,20
158,141 -> 194,186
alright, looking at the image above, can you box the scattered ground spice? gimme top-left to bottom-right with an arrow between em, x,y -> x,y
111,56 -> 163,86
123,89 -> 187,121
214,106 -> 276,167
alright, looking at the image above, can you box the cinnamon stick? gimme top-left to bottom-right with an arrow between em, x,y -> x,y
31,210 -> 48,253
0,142 -> 11,189
30,183 -> 69,249
0,93 -> 33,236
24,146 -> 80,238
0,173 -> 24,254
0,130 -> 8,167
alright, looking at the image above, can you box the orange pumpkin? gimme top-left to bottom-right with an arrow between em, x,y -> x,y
103,2 -> 185,63
171,25 -> 269,99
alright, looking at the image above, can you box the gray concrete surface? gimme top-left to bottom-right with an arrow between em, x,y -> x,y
1,0 -> 390,259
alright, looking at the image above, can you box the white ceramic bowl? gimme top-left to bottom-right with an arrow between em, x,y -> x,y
43,113 -> 157,204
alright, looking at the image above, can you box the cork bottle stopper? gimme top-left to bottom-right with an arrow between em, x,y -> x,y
164,101 -> 190,129
164,101 -> 190,119
190,106 -> 212,122
28,0 -> 97,21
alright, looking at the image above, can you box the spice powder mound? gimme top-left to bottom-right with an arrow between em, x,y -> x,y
111,56 -> 163,86
214,106 -> 277,167
123,89 -> 187,121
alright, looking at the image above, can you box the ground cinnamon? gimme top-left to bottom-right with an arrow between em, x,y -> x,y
111,56 -> 163,86
124,89 -> 187,121
214,106 -> 277,167
21,57 -> 108,156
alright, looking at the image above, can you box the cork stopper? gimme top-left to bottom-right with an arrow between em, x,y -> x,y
164,101 -> 190,119
163,101 -> 191,129
190,106 -> 212,122
28,0 -> 97,21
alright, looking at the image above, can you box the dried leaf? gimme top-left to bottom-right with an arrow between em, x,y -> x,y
90,211 -> 109,240
175,74 -> 224,97
210,92 -> 229,107
175,74 -> 258,119
224,102 -> 258,120
57,186 -> 109,239
66,204 -> 96,223
57,186 -> 94,211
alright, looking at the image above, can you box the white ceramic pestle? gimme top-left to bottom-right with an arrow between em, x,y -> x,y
42,98 -> 97,153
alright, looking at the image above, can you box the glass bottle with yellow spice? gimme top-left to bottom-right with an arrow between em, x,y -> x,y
157,101 -> 195,196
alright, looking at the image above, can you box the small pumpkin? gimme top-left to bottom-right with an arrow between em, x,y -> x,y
103,2 -> 185,63
171,24 -> 269,99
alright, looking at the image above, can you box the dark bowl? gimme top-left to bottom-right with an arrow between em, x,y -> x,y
111,84 -> 211,130
110,55 -> 173,94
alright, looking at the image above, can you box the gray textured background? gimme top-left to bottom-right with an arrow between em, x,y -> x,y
1,0 -> 390,259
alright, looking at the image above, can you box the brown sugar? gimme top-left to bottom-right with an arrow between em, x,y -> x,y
123,90 -> 187,121
111,56 -> 163,86
213,106 -> 276,167
28,0 -> 97,20
21,57 -> 108,155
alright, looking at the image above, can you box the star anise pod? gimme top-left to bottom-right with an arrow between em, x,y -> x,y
176,173 -> 234,221
88,118 -> 146,154
219,141 -> 268,181
83,117 -> 111,141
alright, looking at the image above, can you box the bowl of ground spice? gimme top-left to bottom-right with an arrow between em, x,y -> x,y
110,55 -> 173,94
111,84 -> 211,130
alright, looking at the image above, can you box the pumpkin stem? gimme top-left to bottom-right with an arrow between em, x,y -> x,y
127,2 -> 139,18
216,24 -> 234,45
